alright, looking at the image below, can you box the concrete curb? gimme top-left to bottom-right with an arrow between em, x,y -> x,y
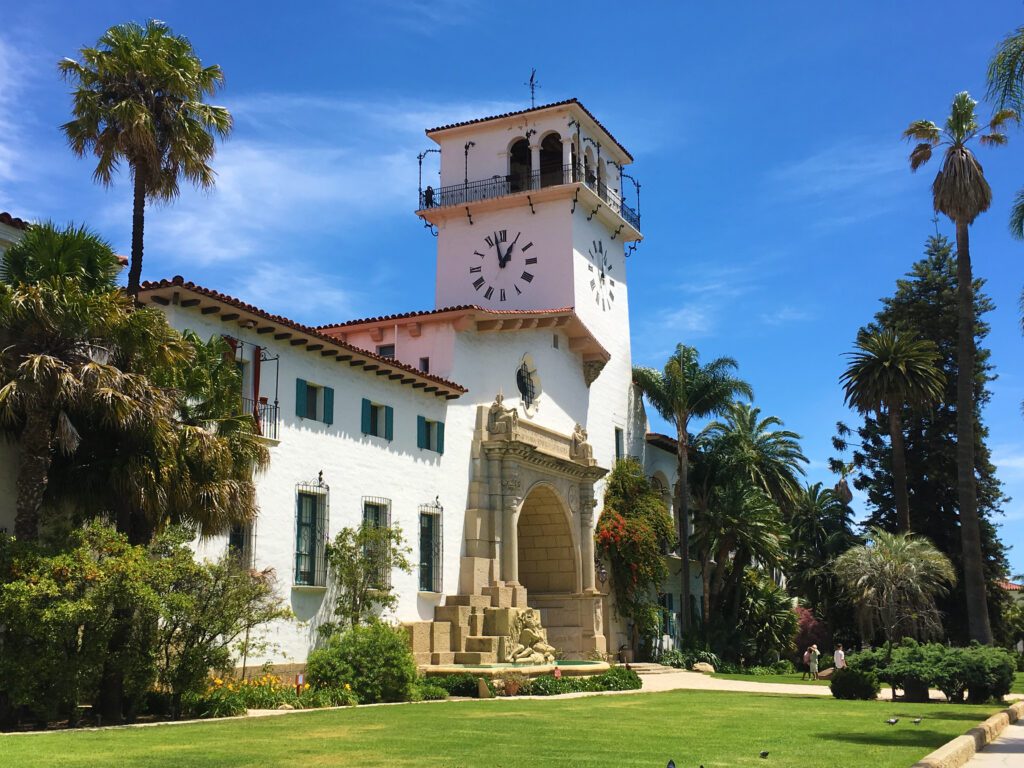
911,701 -> 1024,768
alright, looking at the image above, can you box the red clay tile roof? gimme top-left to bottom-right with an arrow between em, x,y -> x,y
319,304 -> 575,331
0,212 -> 28,230
138,276 -> 467,398
1000,580 -> 1023,592
426,98 -> 634,163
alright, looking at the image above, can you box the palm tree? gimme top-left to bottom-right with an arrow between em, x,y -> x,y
633,345 -> 753,633
59,20 -> 232,295
834,529 -> 956,647
0,222 -> 156,540
700,402 -> 807,511
839,329 -> 944,533
903,92 -> 1012,643
986,26 -> 1024,237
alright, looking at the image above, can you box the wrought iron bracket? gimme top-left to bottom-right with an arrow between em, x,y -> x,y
626,243 -> 638,258
570,188 -> 580,214
527,195 -> 535,214
423,218 -> 438,237
610,224 -> 625,240
587,204 -> 601,221
465,207 -> 473,226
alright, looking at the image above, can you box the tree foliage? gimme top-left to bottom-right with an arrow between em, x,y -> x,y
323,523 -> 412,634
595,458 -> 675,641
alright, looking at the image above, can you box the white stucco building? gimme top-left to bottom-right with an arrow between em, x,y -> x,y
0,100 -> 691,665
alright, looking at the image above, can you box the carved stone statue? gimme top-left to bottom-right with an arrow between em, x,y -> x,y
569,423 -> 593,462
487,393 -> 519,436
506,608 -> 556,664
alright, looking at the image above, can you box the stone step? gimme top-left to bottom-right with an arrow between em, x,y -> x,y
468,612 -> 485,635
430,621 -> 451,653
454,651 -> 497,665
445,594 -> 492,609
450,623 -> 471,652
412,651 -> 432,666
431,652 -> 455,665
465,635 -> 498,654
434,605 -> 472,625
481,585 -> 513,608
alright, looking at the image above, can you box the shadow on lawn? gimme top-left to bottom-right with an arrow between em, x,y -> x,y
824,730 -> 960,748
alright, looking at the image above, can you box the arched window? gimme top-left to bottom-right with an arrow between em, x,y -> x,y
539,132 -> 563,188
509,139 -> 531,193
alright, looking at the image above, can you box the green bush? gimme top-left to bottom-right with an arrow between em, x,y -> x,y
525,666 -> 643,696
830,667 -> 880,700
306,622 -> 418,704
412,683 -> 449,701
427,673 -> 482,697
658,649 -> 687,669
499,672 -> 530,696
771,660 -> 796,674
592,666 -> 642,691
183,674 -> 358,718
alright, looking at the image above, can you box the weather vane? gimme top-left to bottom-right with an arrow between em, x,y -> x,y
525,68 -> 541,108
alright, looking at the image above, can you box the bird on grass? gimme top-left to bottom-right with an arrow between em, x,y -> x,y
913,718 -> 923,725
886,718 -> 899,725
760,751 -> 769,758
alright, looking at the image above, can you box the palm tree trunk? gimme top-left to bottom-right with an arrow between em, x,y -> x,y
675,423 -> 691,635
14,406 -> 52,541
888,409 -> 911,533
127,170 -> 146,297
954,219 -> 993,644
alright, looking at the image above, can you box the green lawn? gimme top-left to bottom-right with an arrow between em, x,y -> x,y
0,690 -> 999,768
1014,672 -> 1024,694
713,672 -> 831,686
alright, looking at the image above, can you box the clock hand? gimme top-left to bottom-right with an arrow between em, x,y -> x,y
493,232 -> 506,268
502,232 -> 521,266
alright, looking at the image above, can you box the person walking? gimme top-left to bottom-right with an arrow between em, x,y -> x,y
801,646 -> 812,680
809,644 -> 821,680
833,644 -> 846,670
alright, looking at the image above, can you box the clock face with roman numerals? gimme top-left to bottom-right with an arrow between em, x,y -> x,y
468,227 -> 536,302
587,239 -> 615,311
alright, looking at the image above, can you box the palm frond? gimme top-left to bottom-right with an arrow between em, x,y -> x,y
987,26 -> 1024,112
1009,187 -> 1024,240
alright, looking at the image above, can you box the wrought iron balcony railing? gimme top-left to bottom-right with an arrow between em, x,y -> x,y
242,396 -> 280,441
419,162 -> 640,231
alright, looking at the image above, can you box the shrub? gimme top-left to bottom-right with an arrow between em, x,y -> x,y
771,660 -> 796,674
793,606 -> 831,665
428,673 -> 482,697
524,667 -> 642,696
830,667 -> 880,700
593,666 -> 642,691
961,644 -> 1016,704
306,622 -> 417,704
183,674 -> 357,718
658,649 -> 687,669
412,683 -> 449,701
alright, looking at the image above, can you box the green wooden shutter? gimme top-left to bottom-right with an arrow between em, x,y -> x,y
361,398 -> 372,434
436,421 -> 445,455
417,415 -> 426,449
323,387 -> 334,426
296,378 -> 307,418
384,405 -> 394,441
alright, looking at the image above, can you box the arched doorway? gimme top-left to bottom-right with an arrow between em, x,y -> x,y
539,133 -> 563,188
517,484 -> 577,594
509,138 -> 531,192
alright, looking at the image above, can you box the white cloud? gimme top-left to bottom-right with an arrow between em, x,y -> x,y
227,263 -> 360,326
992,444 -> 1024,480
760,305 -> 811,325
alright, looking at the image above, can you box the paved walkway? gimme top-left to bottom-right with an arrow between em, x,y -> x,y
962,720 -> 1024,766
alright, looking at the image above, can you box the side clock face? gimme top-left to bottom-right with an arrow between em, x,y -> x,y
468,228 -> 537,302
587,239 -> 615,311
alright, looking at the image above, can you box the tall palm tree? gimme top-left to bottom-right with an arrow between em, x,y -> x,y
903,92 -> 1012,643
986,26 -> 1024,237
633,345 -> 753,633
834,529 -> 956,647
0,222 -> 156,540
59,20 -> 232,295
839,329 -> 944,533
700,402 -> 807,511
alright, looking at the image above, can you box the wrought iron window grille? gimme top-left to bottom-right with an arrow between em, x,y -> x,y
294,478 -> 329,587
362,496 -> 393,591
516,361 -> 536,409
418,499 -> 443,593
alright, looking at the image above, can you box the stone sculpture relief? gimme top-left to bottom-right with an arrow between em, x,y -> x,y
569,423 -> 593,462
487,393 -> 518,436
505,608 -> 556,664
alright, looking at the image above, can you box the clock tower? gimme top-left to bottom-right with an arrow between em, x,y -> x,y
416,99 -> 642,345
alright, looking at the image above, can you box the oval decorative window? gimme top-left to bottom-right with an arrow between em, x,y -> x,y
516,355 -> 541,414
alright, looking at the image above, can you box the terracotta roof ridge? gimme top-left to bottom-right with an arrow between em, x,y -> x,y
138,276 -> 467,395
425,98 -> 633,163
0,211 -> 29,230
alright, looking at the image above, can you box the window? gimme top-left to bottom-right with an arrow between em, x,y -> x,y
363,497 -> 392,590
295,483 -> 328,587
517,361 -> 536,408
660,593 -> 677,637
615,427 -> 624,461
418,357 -> 430,373
228,522 -> 255,569
416,415 -> 445,453
419,501 -> 443,592
361,398 -> 394,440
552,334 -> 559,350
377,344 -> 395,359
295,378 -> 334,425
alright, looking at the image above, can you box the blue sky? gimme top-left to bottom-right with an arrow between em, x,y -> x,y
3,2 -> 1024,574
